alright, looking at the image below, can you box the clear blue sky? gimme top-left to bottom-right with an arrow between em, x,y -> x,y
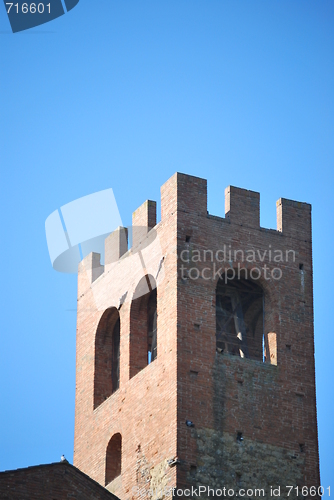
1,0 -> 333,492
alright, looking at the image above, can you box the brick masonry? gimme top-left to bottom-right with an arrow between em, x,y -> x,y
73,173 -> 319,499
0,462 -> 119,500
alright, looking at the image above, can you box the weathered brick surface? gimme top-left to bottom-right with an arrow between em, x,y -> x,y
0,462 -> 119,500
187,429 -> 305,499
74,173 -> 319,499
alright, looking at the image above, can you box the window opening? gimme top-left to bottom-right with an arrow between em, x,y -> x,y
130,274 -> 157,377
216,277 -> 264,361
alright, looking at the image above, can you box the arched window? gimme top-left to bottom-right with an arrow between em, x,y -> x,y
216,276 -> 264,361
105,433 -> 122,485
94,308 -> 120,409
130,275 -> 157,378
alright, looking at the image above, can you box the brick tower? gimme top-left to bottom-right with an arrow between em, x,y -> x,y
74,173 -> 320,499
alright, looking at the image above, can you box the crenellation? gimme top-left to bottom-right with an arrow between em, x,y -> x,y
79,251 -> 104,285
132,200 -> 157,248
225,185 -> 260,228
276,198 -> 312,238
161,172 -> 207,220
105,227 -> 128,269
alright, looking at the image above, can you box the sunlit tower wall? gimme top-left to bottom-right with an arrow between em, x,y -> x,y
74,173 -> 320,500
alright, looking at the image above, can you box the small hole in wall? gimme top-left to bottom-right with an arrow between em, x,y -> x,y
194,323 -> 200,330
185,235 -> 191,243
299,263 -> 304,271
299,443 -> 305,453
236,473 -> 242,486
236,432 -> 243,442
237,380 -> 243,386
190,465 -> 197,476
286,344 -> 291,351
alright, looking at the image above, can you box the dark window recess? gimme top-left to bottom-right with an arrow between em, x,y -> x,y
216,277 -> 264,361
299,263 -> 304,271
236,432 -> 243,442
190,465 -> 197,476
105,433 -> 122,485
299,443 -> 305,453
94,308 -> 120,409
185,235 -> 191,242
148,288 -> 157,364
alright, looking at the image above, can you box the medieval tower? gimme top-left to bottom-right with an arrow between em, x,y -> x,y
73,173 -> 320,499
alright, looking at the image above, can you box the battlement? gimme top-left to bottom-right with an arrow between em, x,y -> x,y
105,227 -> 128,270
79,173 -> 312,285
277,197 -> 312,237
132,200 -> 157,248
160,172 -> 311,235
225,185 -> 260,227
